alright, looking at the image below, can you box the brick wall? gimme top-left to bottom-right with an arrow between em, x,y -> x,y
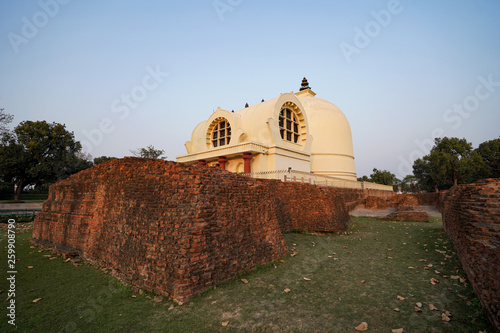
266,181 -> 350,233
32,158 -> 349,303
406,193 -> 442,208
335,188 -> 397,211
442,179 -> 500,331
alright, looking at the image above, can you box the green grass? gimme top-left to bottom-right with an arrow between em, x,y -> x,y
0,217 -> 493,332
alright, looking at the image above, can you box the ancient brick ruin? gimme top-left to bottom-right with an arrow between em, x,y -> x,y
381,195 -> 429,222
30,156 -> 500,330
31,158 -> 350,302
364,196 -> 389,209
266,181 -> 349,233
442,179 -> 500,330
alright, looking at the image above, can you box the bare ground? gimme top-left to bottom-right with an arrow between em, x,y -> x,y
350,205 -> 442,218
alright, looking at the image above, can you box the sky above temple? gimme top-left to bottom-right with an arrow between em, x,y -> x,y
1,0 -> 499,179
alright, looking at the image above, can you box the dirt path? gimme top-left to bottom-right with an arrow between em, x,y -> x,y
350,205 -> 441,218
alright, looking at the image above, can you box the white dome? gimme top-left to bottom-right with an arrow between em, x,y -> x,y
297,95 -> 357,180
178,84 -> 356,181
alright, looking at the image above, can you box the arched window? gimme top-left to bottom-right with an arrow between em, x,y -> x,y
279,108 -> 300,143
211,119 -> 231,148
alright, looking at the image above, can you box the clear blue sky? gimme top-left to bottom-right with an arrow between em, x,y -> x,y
1,0 -> 499,178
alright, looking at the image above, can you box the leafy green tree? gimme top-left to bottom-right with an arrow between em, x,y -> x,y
94,156 -> 117,165
370,168 -> 399,185
0,121 -> 84,200
130,145 -> 166,159
476,138 -> 500,178
64,152 -> 93,175
413,137 -> 484,191
400,174 -> 420,193
412,158 -> 435,192
357,175 -> 371,182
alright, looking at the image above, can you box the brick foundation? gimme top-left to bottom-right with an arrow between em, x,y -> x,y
365,196 -> 389,209
31,158 -> 349,302
335,188 -> 397,212
442,179 -> 500,331
266,181 -> 350,233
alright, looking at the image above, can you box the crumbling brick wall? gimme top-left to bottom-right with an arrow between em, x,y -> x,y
442,179 -> 500,331
364,196 -> 389,209
32,157 -> 349,303
267,181 -> 350,233
407,193 -> 442,208
335,188 -> 397,211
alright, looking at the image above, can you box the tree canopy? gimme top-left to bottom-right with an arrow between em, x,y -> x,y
357,168 -> 400,191
93,156 -> 117,165
370,168 -> 399,191
0,108 -> 13,136
130,145 -> 166,159
0,120 -> 91,200
412,137 -> 486,192
476,138 -> 500,179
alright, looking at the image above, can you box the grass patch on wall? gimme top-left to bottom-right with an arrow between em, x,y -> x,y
0,217 -> 492,332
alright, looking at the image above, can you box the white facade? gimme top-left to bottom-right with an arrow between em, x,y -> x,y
176,80 -> 357,181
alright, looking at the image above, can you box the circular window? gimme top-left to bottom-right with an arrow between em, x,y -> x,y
211,119 -> 231,148
279,108 -> 300,143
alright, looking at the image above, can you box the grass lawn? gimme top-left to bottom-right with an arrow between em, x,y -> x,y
1,216 -> 493,332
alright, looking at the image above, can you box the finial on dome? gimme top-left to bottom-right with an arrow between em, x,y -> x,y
295,77 -> 316,97
300,77 -> 311,91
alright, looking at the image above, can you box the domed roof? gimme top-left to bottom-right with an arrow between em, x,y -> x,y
297,95 -> 354,157
179,78 -> 356,180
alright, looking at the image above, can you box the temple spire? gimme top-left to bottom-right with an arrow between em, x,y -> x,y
295,77 -> 316,97
300,77 -> 311,91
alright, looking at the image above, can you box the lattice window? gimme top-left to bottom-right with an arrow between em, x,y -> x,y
211,119 -> 231,148
279,108 -> 300,143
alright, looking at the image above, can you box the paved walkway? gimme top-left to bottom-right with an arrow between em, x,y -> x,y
0,203 -> 43,210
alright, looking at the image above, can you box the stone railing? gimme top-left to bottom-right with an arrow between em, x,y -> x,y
243,169 -> 393,191
176,141 -> 268,162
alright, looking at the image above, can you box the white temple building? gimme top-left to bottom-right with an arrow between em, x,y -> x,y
176,78 -> 357,181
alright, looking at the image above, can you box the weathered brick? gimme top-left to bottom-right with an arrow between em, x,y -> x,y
442,179 -> 500,331
31,157 -> 350,303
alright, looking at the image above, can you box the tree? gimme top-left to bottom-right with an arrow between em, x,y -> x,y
0,108 -> 13,136
93,156 -> 117,165
476,138 -> 500,178
412,137 -> 483,191
0,121 -> 84,200
370,168 -> 399,185
357,175 -> 371,182
400,174 -> 420,193
63,152 -> 94,175
130,145 -> 166,159
412,158 -> 434,192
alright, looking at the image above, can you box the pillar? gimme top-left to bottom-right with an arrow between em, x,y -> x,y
218,156 -> 227,170
242,152 -> 252,174
197,160 -> 206,166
